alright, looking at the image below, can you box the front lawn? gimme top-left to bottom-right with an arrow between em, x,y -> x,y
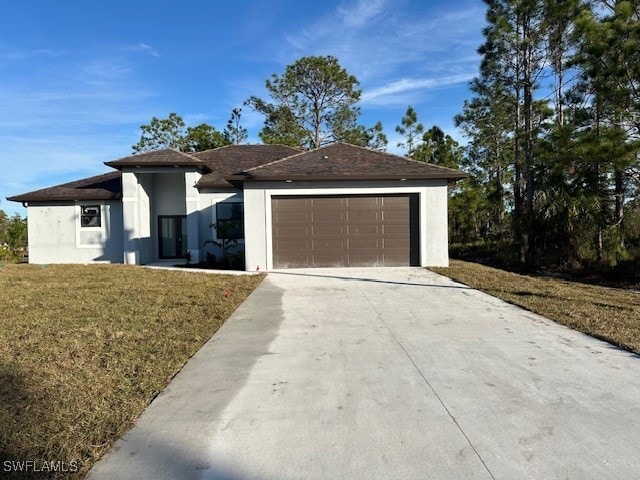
431,260 -> 640,355
0,264 -> 264,478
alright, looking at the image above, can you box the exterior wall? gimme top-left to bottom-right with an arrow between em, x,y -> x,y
27,201 -> 123,264
122,171 -> 152,264
184,171 -> 201,263
122,168 -> 200,265
149,172 -> 187,262
243,180 -> 450,271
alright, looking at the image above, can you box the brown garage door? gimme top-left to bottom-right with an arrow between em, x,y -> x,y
272,194 -> 419,268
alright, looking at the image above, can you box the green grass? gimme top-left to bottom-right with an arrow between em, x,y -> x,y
431,260 -> 640,355
0,264 -> 264,478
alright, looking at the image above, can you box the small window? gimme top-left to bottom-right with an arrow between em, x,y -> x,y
215,203 -> 243,240
80,205 -> 101,228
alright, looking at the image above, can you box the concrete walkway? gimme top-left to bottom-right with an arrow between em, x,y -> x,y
88,268 -> 640,480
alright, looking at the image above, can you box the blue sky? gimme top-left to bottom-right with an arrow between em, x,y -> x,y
1,0 -> 486,216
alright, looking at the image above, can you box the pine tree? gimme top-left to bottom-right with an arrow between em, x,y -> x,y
395,106 -> 424,156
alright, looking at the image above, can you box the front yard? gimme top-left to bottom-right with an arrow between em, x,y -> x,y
431,260 -> 640,355
0,264 -> 264,478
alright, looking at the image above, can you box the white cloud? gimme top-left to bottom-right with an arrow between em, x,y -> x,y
336,0 -> 394,27
0,48 -> 63,60
125,42 -> 160,58
281,0 -> 485,84
361,73 -> 476,106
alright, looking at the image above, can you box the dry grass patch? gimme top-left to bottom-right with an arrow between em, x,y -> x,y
0,264 -> 264,478
431,260 -> 640,355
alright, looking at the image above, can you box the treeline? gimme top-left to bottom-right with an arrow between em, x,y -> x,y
451,0 -> 640,270
0,209 -> 27,262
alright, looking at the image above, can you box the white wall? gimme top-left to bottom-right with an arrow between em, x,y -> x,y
122,169 -> 198,264
27,201 -> 123,264
243,180 -> 450,271
184,171 -> 201,263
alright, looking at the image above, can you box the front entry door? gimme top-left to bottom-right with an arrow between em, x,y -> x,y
158,216 -> 187,259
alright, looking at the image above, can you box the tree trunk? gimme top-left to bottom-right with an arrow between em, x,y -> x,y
615,167 -> 625,249
523,13 -> 536,268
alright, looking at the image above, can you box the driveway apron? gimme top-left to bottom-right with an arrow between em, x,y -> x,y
88,267 -> 640,480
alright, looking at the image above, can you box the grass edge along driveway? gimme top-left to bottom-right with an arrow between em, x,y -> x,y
0,264 -> 264,479
431,259 -> 640,355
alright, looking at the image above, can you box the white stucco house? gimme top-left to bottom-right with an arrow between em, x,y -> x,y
8,143 -> 467,270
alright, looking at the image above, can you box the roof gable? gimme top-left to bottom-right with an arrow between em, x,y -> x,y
227,142 -> 468,182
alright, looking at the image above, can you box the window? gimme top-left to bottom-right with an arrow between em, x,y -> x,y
215,203 -> 244,240
80,205 -> 101,228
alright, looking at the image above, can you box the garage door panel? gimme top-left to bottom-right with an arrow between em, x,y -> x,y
313,239 -> 345,250
312,225 -> 344,236
347,197 -> 380,206
312,211 -> 345,222
275,239 -> 310,250
312,253 -> 347,266
275,226 -> 309,237
382,196 -> 410,206
348,253 -> 384,266
384,224 -> 410,235
272,195 -> 418,268
383,237 -> 411,250
274,198 -> 309,207
348,225 -> 380,235
312,197 -> 344,207
349,238 -> 380,249
274,211 -> 309,223
381,255 -> 410,266
348,210 -> 380,222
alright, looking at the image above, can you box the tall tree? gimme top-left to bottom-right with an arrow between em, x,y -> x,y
223,108 -> 248,145
456,78 -> 514,234
255,102 -> 308,147
184,124 -> 229,152
331,109 -> 388,151
476,0 -> 547,265
247,55 -> 361,149
0,210 -> 27,261
412,126 -> 464,169
132,113 -> 228,153
132,113 -> 187,153
574,0 -> 640,257
544,0 -> 581,127
395,106 -> 424,156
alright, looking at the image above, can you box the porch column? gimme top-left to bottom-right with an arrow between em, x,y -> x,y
121,171 -> 140,264
185,171 -> 201,264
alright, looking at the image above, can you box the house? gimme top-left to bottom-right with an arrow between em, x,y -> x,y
8,143 -> 467,270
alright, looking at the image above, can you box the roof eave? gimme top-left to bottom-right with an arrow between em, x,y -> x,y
7,194 -> 122,203
226,172 -> 469,183
104,162 -> 211,174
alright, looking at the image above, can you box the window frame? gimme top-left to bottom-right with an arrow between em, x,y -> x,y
80,204 -> 101,228
215,202 -> 244,240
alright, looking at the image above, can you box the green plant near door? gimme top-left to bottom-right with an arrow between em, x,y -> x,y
205,220 -> 242,268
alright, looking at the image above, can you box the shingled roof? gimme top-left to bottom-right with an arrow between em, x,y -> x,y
227,142 -> 468,182
7,171 -> 122,203
193,145 -> 301,188
7,143 -> 467,203
104,148 -> 211,172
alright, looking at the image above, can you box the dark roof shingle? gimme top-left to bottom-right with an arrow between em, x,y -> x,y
7,171 -> 122,203
105,148 -> 210,172
8,143 -> 466,204
194,145 -> 302,188
227,143 -> 468,182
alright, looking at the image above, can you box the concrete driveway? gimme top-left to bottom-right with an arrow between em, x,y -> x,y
88,267 -> 640,480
